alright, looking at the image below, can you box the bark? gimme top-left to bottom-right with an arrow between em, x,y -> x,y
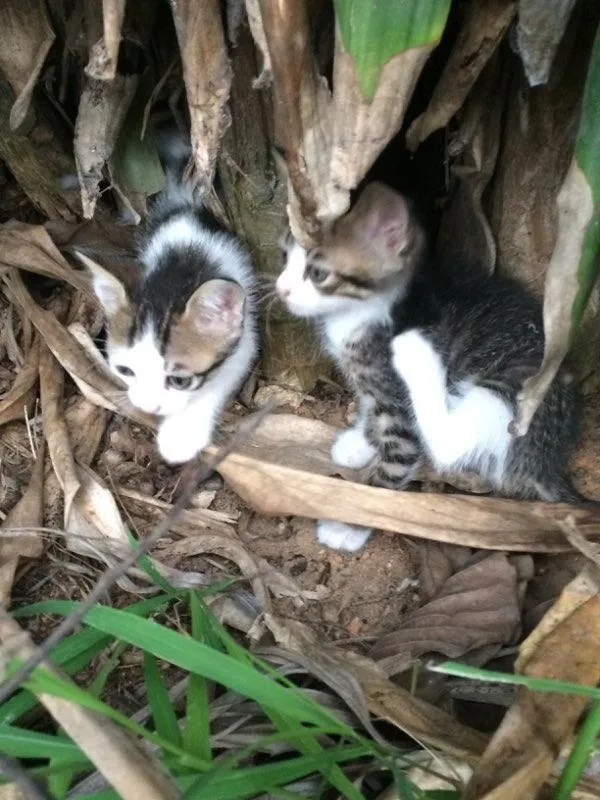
218,23 -> 327,387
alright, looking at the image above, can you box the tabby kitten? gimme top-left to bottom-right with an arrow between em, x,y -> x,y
277,182 -> 584,551
76,144 -> 257,464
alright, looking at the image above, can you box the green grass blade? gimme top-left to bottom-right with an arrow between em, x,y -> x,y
21,667 -> 208,771
555,700 -> 600,800
183,745 -> 367,800
12,594 -> 173,620
333,0 -> 451,99
183,592 -> 212,762
35,603 -> 344,730
143,652 -> 183,747
87,641 -> 130,698
431,661 -> 600,699
0,725 -> 84,761
48,753 -> 78,800
125,528 -> 174,592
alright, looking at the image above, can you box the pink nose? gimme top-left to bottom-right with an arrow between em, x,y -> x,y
276,282 -> 291,299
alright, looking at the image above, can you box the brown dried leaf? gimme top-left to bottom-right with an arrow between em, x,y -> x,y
0,612 -> 180,800
406,0 -> 516,151
0,0 -> 55,129
372,553 -> 521,676
514,160 -> 595,435
463,569 -> 600,799
171,0 -> 231,186
215,450 -> 600,552
263,613 -> 488,761
4,272 -> 151,427
39,341 -> 80,522
0,335 -> 39,427
85,0 -> 126,82
0,441 -> 45,606
74,75 -> 138,218
65,396 -> 108,466
411,541 -> 473,602
517,0 -> 578,86
0,223 -> 91,295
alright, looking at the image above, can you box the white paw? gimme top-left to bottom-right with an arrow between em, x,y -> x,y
391,330 -> 441,385
157,417 -> 211,464
316,520 -> 372,552
331,428 -> 377,469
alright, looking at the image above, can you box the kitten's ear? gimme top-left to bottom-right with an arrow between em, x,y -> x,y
74,251 -> 129,314
183,279 -> 245,345
351,183 -> 412,257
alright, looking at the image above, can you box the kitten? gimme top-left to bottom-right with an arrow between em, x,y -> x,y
276,182 -> 585,551
76,142 -> 257,464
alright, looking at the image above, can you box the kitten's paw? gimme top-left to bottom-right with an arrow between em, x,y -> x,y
157,418 -> 211,464
316,520 -> 372,552
391,330 -> 439,384
331,428 -> 377,469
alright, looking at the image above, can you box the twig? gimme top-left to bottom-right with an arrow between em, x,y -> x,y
0,404 -> 272,705
0,753 -> 51,800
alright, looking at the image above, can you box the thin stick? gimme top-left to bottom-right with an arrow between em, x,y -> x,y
0,405 -> 272,706
0,753 -> 51,800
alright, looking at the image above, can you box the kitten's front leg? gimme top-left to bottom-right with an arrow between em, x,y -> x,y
331,396 -> 378,469
157,400 -> 219,464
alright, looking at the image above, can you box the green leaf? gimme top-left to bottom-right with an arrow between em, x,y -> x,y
125,528 -> 174,592
143,652 -> 183,747
183,592 -> 212,762
87,641 -> 129,698
333,0 -> 451,99
572,22 -> 600,330
35,603 -> 345,730
555,700 -> 600,800
431,661 -> 600,699
0,725 -> 84,761
111,71 -> 166,195
183,745 -> 367,800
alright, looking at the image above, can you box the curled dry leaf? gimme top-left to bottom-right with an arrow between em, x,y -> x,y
171,0 -> 232,186
216,450 -> 600,552
0,335 -> 39,427
372,553 -> 521,677
0,612 -> 180,800
85,0 -> 126,82
74,75 -> 138,218
517,0 -> 578,86
0,441 -> 45,607
244,0 -> 272,87
65,396 -> 108,466
0,0 -> 55,129
0,223 -> 91,295
406,0 -> 516,151
263,613 -> 488,761
39,341 -> 80,522
463,568 -> 600,799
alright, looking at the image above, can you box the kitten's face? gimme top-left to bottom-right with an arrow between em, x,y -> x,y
276,183 -> 422,318
76,254 -> 245,417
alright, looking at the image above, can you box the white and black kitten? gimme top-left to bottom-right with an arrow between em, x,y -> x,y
277,182 -> 586,551
76,141 -> 257,464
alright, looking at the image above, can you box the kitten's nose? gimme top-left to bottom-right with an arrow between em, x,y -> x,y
276,280 -> 291,299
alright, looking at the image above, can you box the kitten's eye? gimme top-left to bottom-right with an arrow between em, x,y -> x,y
166,374 -> 195,391
115,365 -> 135,377
306,264 -> 329,285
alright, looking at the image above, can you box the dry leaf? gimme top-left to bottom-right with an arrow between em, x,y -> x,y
85,0 -> 126,82
0,0 -> 55,129
463,569 -> 600,799
406,0 -> 516,151
372,553 -> 521,676
171,0 -> 231,186
75,75 -> 138,218
411,541 -> 473,602
39,341 -> 80,522
263,613 -> 488,761
65,396 -> 108,466
215,450 -> 600,552
0,335 -> 39,427
0,612 -> 179,800
0,223 -> 91,295
0,441 -> 45,606
517,0 -> 578,86
515,160 -> 596,435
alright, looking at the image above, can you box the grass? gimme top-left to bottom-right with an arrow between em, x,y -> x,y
3,588 -> 600,797
0,586 -> 458,799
